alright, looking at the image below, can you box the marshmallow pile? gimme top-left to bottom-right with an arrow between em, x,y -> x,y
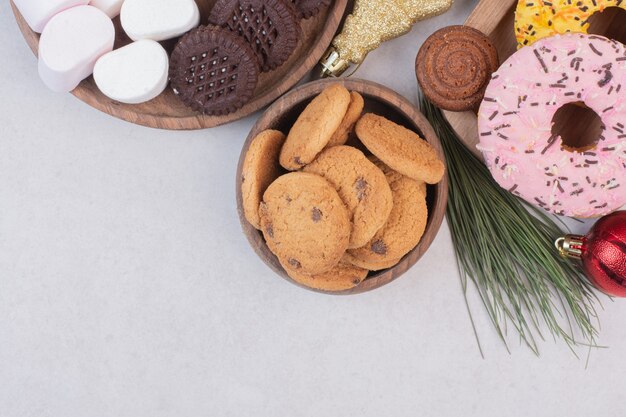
14,0 -> 201,104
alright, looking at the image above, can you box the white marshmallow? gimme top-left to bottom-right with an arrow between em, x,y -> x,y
120,0 -> 200,41
90,0 -> 125,18
13,0 -> 90,33
38,6 -> 115,92
94,40 -> 169,104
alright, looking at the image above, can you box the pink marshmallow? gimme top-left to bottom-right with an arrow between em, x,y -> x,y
38,6 -> 115,93
13,0 -> 90,33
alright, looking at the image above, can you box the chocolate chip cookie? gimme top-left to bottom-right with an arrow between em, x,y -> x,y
259,172 -> 350,275
279,84 -> 351,170
355,113 -> 445,184
304,146 -> 393,249
327,91 -> 364,148
348,158 -> 428,266
281,258 -> 368,291
242,129 -> 286,229
342,252 -> 401,271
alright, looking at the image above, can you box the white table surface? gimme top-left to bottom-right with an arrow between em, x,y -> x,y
2,1 -> 625,416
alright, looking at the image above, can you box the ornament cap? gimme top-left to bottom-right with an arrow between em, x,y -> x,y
320,47 -> 350,78
555,234 -> 586,259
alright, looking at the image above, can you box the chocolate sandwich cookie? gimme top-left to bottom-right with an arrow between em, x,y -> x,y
292,0 -> 332,19
170,25 -> 260,115
209,0 -> 301,72
416,25 -> 498,112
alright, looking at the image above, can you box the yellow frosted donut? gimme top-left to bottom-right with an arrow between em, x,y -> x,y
515,0 -> 626,48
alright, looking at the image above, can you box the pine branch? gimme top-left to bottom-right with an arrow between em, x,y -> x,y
420,97 -> 601,354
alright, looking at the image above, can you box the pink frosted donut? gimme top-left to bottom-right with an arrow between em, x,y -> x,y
478,33 -> 626,218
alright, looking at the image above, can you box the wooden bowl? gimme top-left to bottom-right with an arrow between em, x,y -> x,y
236,79 -> 449,295
10,0 -> 347,130
442,0 -> 626,159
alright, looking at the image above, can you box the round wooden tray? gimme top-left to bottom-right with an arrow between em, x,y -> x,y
442,0 -> 626,159
236,78 -> 449,295
10,0 -> 348,130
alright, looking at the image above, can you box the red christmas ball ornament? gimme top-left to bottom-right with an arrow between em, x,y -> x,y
556,211 -> 626,297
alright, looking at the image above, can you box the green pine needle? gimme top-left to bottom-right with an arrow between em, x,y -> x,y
420,97 -> 601,355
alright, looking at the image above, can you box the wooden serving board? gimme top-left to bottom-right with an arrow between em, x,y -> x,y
442,0 -> 626,158
10,0 -> 347,130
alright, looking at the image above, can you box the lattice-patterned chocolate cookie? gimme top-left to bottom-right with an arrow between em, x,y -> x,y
170,25 -> 259,115
292,0 -> 331,19
209,0 -> 301,72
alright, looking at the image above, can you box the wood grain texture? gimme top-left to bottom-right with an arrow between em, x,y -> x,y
236,79 -> 448,295
441,0 -> 626,159
10,0 -> 347,130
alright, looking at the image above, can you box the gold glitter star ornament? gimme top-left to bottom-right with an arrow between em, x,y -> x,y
321,0 -> 453,77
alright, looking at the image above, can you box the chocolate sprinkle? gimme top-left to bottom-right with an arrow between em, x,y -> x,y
598,69 -> 613,87
589,43 -> 603,56
534,49 -> 549,73
541,134 -> 558,154
556,180 -> 564,193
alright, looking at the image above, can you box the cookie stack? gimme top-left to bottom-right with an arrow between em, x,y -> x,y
241,84 -> 446,292
170,0 -> 332,116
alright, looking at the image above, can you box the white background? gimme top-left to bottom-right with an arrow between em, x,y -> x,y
2,0 -> 626,416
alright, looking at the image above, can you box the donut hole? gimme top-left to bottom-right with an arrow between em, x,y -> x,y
551,102 -> 603,152
587,7 -> 626,45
